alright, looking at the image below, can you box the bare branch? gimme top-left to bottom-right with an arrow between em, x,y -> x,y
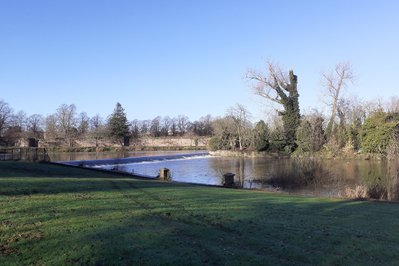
245,61 -> 291,105
321,61 -> 355,133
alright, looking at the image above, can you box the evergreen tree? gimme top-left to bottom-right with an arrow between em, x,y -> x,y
108,102 -> 130,145
253,120 -> 269,151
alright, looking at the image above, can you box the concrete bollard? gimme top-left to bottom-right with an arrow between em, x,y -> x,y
159,168 -> 171,181
223,173 -> 235,187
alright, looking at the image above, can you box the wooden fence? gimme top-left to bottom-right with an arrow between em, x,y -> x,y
0,148 -> 50,162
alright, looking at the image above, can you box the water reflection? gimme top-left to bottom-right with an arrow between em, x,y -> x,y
61,152 -> 399,200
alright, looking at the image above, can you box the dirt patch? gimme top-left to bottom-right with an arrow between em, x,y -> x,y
0,220 -> 17,228
73,193 -> 95,200
8,230 -> 44,243
0,244 -> 18,256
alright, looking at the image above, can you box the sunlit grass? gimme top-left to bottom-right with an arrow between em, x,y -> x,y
1,161 -> 399,265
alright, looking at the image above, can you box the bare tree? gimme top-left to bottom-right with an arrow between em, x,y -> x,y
177,115 -> 189,136
56,104 -> 77,146
77,112 -> 90,137
12,111 -> 27,130
45,114 -> 58,141
246,62 -> 300,149
27,114 -> 44,139
227,104 -> 252,150
322,62 -> 355,135
140,120 -> 151,135
387,96 -> 399,113
150,116 -> 161,137
90,114 -> 104,147
0,100 -> 13,138
161,116 -> 172,136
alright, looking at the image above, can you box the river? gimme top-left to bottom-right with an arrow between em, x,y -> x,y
54,151 -> 399,200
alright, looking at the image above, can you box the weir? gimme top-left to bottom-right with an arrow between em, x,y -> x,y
60,152 -> 210,167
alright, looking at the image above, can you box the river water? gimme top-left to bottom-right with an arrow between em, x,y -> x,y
54,151 -> 399,200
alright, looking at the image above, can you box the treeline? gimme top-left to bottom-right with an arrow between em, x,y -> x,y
208,61 -> 399,156
211,98 -> 399,156
0,100 -> 213,148
1,62 -> 398,155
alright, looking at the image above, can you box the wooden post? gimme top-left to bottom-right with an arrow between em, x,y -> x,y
223,173 -> 236,188
159,168 -> 171,181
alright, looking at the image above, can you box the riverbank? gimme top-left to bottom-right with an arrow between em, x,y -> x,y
45,145 -> 207,153
209,150 -> 290,158
210,149 -> 386,160
1,161 -> 399,265
39,136 -> 209,153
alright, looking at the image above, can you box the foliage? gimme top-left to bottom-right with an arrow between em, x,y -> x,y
208,136 -> 224,151
107,102 -> 130,145
361,111 -> 399,153
279,71 -> 301,150
296,120 -> 313,153
210,117 -> 237,150
252,120 -> 269,151
247,64 -> 300,151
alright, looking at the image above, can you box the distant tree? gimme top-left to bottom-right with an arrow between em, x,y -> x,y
150,116 -> 162,137
170,117 -> 178,136
107,102 -> 130,145
77,112 -> 90,138
12,111 -> 27,131
177,115 -> 189,136
209,116 -> 236,150
361,111 -> 399,154
246,62 -> 300,151
130,119 -> 141,139
161,116 -> 172,136
8,110 -> 27,142
191,115 -> 213,136
56,104 -> 77,147
0,100 -> 13,142
322,62 -> 355,137
27,114 -> 44,139
387,96 -> 399,113
268,114 -> 286,152
90,114 -> 104,147
227,104 -> 252,150
295,111 -> 325,153
45,114 -> 58,141
140,120 -> 151,135
252,120 -> 270,151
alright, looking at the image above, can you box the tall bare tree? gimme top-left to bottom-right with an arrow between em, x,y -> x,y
90,114 -> 104,147
177,115 -> 189,136
246,62 -> 300,150
227,104 -> 252,150
56,104 -> 77,146
322,62 -> 354,135
45,114 -> 58,141
77,112 -> 90,137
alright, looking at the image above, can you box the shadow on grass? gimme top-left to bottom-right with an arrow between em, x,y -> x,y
36,193 -> 399,265
3,161 -> 399,264
0,161 -> 189,196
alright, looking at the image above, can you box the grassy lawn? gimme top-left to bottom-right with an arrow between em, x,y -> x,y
1,162 -> 399,265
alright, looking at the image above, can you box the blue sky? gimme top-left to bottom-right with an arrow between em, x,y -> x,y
1,0 -> 398,122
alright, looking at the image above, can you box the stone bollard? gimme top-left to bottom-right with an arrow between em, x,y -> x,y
159,168 -> 171,181
223,173 -> 235,188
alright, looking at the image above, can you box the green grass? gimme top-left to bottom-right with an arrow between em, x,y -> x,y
1,162 -> 399,265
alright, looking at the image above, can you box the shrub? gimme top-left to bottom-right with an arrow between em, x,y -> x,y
361,111 -> 399,153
